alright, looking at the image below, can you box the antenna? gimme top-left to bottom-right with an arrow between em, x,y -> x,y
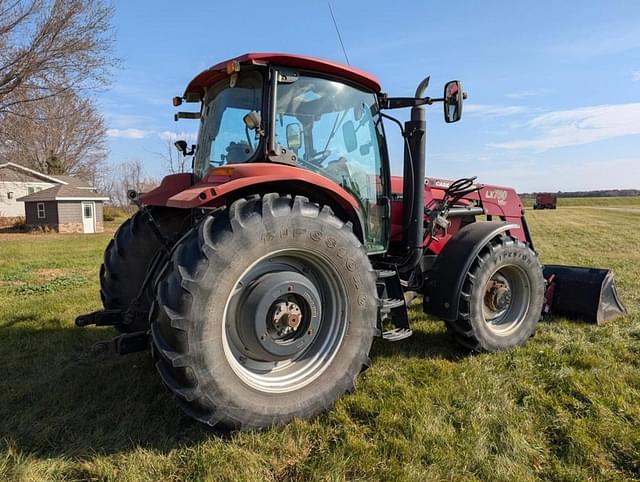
327,2 -> 350,66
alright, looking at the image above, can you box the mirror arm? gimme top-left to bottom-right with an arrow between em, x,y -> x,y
379,95 -> 431,110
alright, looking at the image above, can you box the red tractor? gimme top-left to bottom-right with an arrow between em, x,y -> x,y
78,53 -> 625,429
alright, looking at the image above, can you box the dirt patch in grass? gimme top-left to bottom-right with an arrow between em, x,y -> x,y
36,268 -> 67,281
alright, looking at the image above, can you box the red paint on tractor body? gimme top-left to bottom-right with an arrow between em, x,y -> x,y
389,176 -> 527,253
138,173 -> 193,206
141,167 -> 529,253
184,52 -> 382,99
140,162 -> 361,215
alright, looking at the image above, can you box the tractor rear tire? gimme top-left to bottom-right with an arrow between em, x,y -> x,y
150,194 -> 378,429
100,208 -> 188,332
445,235 -> 544,352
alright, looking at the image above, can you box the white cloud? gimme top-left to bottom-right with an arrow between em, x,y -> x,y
158,131 -> 197,143
490,103 -> 640,150
477,158 -> 640,192
551,28 -> 640,58
633,71 -> 640,81
104,112 -> 154,129
107,128 -> 150,139
465,104 -> 528,117
505,88 -> 551,99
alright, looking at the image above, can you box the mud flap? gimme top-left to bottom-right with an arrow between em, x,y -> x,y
543,265 -> 627,325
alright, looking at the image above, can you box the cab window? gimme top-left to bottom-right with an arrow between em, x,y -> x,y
276,75 -> 388,252
194,71 -> 263,178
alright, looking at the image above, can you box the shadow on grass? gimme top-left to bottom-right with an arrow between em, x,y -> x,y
0,313 -> 39,329
371,323 -> 468,362
0,319 -> 465,459
0,323 -> 220,459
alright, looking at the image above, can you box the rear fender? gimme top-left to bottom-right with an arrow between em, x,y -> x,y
138,173 -> 193,206
423,221 -> 519,321
141,164 -> 366,243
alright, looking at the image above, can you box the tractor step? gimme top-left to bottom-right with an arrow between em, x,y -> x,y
382,328 -> 413,342
375,267 -> 411,339
376,269 -> 396,279
381,298 -> 405,311
76,309 -> 122,327
92,331 -> 149,356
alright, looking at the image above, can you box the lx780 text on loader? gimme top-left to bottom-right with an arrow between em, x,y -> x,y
77,53 -> 625,430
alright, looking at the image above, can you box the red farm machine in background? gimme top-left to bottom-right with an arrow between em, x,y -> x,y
77,53 -> 626,430
533,192 -> 558,209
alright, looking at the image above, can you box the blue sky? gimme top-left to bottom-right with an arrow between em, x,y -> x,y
100,0 -> 640,192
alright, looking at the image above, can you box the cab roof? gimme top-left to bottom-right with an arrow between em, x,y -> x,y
183,52 -> 381,100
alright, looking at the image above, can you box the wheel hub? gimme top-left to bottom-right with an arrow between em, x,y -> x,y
237,271 -> 321,361
484,278 -> 512,313
480,265 -> 532,335
271,300 -> 303,336
223,249 -> 349,394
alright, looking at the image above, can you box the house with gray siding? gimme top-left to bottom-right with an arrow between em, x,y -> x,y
0,162 -> 107,223
18,184 -> 109,233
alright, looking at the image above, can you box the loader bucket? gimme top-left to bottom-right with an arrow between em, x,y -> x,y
543,265 -> 627,325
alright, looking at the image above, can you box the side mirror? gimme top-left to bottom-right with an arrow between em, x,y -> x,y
342,120 -> 357,153
174,140 -> 195,156
444,80 -> 465,123
174,140 -> 188,154
286,123 -> 302,150
243,111 -> 261,130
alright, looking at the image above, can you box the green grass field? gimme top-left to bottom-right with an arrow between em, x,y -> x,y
1,199 -> 639,481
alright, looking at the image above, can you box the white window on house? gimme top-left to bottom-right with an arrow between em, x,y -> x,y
7,192 -> 13,199
37,202 -> 46,219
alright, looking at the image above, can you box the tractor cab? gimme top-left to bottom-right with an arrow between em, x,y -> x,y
185,64 -> 389,252
173,53 -> 464,256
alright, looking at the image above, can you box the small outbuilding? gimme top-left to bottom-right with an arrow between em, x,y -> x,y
17,184 -> 109,233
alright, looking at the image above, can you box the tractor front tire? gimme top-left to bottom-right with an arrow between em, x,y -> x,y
445,235 -> 544,352
100,208 -> 187,332
150,194 -> 378,429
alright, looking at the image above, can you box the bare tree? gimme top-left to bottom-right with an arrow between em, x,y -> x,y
156,137 -> 190,174
102,159 -> 158,210
155,131 -> 196,174
0,0 -> 117,117
0,90 -> 107,177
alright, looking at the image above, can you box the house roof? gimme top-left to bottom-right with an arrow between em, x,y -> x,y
46,174 -> 93,188
0,162 -> 93,187
17,184 -> 109,202
0,165 -> 46,183
0,162 -> 66,184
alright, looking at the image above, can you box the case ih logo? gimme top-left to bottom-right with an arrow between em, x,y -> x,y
485,189 -> 508,206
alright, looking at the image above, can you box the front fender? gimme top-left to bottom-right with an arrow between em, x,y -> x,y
423,221 -> 519,321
